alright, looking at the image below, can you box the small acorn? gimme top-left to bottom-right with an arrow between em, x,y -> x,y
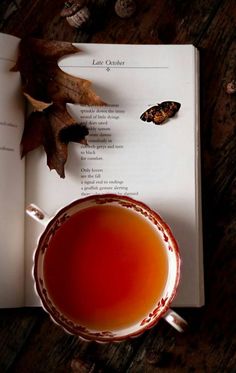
114,0 -> 136,18
60,0 -> 90,29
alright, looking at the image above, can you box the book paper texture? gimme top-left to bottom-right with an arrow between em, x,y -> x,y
0,34 -> 25,307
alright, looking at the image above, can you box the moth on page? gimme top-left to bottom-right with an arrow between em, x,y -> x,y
140,101 -> 181,125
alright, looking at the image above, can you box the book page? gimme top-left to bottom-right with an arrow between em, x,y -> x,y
25,44 -> 204,307
0,33 -> 25,307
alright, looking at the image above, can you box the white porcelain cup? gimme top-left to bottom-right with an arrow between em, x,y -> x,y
27,194 -> 187,342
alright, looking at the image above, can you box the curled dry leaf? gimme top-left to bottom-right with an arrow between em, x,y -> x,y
12,37 -> 106,177
24,93 -> 53,112
21,103 -> 89,178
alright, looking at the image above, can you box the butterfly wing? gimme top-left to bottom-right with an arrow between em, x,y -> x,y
140,105 -> 163,123
140,101 -> 181,125
160,101 -> 181,118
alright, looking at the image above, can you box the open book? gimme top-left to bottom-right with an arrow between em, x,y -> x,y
0,32 -> 204,308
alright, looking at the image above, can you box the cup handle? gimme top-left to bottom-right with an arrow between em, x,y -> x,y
26,203 -> 51,227
162,309 -> 188,333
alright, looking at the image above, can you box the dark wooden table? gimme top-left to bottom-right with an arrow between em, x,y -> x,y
1,0 -> 236,372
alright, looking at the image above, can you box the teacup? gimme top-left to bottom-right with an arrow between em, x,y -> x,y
27,194 -> 187,342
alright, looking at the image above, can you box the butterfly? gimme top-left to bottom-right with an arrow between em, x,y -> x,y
140,101 -> 181,125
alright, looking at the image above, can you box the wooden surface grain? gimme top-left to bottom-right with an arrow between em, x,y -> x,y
1,0 -> 236,372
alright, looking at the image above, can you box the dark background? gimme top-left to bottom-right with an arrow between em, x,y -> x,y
0,0 -> 236,372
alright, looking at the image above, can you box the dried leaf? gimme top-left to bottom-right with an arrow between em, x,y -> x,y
21,103 -> 89,178
46,66 -> 105,105
13,37 -> 106,177
11,38 -> 79,101
24,93 -> 52,111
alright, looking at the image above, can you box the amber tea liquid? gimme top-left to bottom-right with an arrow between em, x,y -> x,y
43,204 -> 169,330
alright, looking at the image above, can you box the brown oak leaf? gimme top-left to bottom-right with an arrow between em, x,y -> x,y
21,103 -> 89,178
12,37 -> 106,177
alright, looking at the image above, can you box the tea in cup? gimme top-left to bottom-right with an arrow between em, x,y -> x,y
28,194 -> 187,342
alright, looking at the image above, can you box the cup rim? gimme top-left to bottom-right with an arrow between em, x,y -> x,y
33,193 -> 181,342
